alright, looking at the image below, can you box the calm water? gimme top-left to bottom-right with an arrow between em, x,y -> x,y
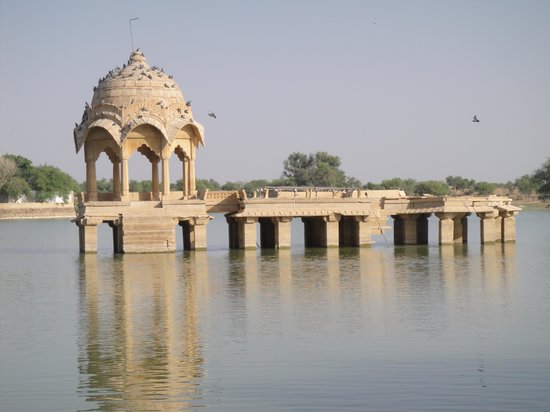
1,212 -> 549,411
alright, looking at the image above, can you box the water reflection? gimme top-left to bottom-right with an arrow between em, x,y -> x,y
76,243 -> 517,410
78,253 -> 206,411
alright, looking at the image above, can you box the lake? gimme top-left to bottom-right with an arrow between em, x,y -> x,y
1,211 -> 549,411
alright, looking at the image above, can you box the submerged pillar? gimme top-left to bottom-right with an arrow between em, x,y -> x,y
435,213 -> 455,245
392,215 -> 404,245
355,216 -> 374,247
325,214 -> 340,247
477,211 -> 498,244
500,211 -> 517,242
78,217 -> 101,253
190,217 -> 209,250
401,215 -> 419,245
274,217 -> 292,249
227,217 -> 258,249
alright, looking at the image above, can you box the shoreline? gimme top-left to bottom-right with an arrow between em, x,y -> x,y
0,203 -> 76,220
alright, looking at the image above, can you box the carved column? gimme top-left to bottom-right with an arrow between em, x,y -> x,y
85,159 -> 97,201
152,159 -> 160,199
182,157 -> 188,198
121,156 -> 129,198
112,159 -> 120,200
189,158 -> 196,197
162,157 -> 170,196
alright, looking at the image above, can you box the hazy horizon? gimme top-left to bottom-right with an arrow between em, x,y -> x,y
1,0 -> 549,184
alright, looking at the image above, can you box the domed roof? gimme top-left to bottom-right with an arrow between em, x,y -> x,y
74,50 -> 204,153
91,50 -> 186,108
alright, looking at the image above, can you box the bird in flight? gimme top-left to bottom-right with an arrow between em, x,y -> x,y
472,115 -> 480,123
208,111 -> 217,119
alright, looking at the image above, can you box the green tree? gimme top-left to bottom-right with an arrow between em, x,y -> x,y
29,165 -> 81,202
129,180 -> 152,192
446,176 -> 475,195
380,178 -> 418,195
96,178 -> 113,192
514,174 -> 538,199
414,180 -> 450,196
533,158 -> 550,199
1,176 -> 31,201
282,151 -> 347,187
473,181 -> 496,196
0,156 -> 17,190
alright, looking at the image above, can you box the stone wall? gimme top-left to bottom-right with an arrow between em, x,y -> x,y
0,203 -> 76,220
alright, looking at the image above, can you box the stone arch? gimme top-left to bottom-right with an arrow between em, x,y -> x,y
122,115 -> 168,144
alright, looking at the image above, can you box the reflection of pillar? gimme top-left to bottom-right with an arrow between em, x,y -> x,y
86,159 -> 97,201
121,157 -> 129,198
151,159 -> 159,199
162,157 -> 170,195
189,158 -> 196,196
112,160 -> 120,200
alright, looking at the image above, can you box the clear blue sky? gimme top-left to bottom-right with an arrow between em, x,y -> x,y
1,0 -> 549,184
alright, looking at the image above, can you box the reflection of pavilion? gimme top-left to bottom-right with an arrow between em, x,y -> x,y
78,253 -> 206,411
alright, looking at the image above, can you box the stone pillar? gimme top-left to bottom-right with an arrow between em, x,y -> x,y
452,213 -> 467,243
121,157 -> 129,198
152,159 -> 160,199
461,214 -> 469,243
112,160 -> 121,200
477,211 -> 497,244
85,159 -> 97,201
259,218 -> 276,248
401,215 -> 419,245
190,217 -> 209,250
324,214 -> 340,247
494,215 -> 503,243
417,214 -> 430,245
162,157 -> 170,196
501,211 -> 517,242
392,215 -> 404,245
189,158 -> 196,197
78,218 -> 101,253
274,217 -> 292,249
182,158 -> 188,198
226,216 -> 239,249
355,216 -> 373,247
436,213 -> 455,245
238,217 -> 257,249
